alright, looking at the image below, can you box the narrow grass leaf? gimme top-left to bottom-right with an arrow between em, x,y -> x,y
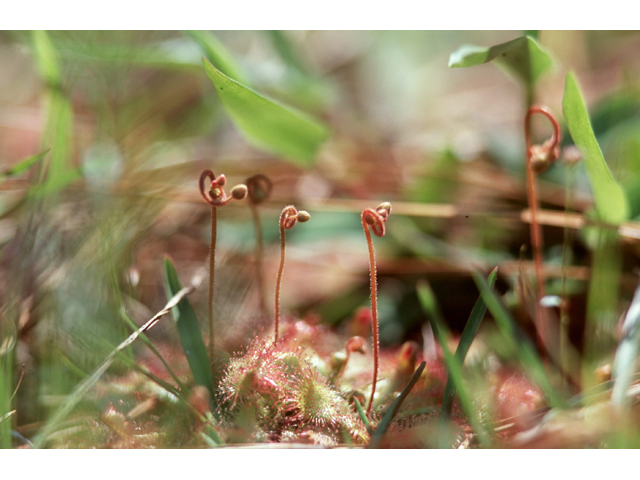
203,59 -> 330,166
163,258 -> 214,399
32,284 -> 194,448
611,278 -> 640,407
472,270 -> 565,407
440,267 -> 497,420
354,397 -> 371,432
449,36 -> 553,89
417,281 -> 491,447
0,150 -> 49,179
562,72 -> 629,224
31,31 -> 61,87
185,31 -> 248,84
120,308 -> 189,393
369,361 -> 426,449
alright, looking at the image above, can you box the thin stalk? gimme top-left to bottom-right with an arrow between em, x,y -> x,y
274,214 -> 287,342
524,106 -> 561,351
274,205 -> 310,343
363,218 -> 379,415
250,203 -> 268,320
362,203 -> 391,416
198,169 -> 247,372
246,174 -> 272,321
525,163 -> 546,344
209,205 -> 217,367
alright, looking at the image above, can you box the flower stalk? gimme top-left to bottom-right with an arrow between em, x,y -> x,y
361,202 -> 391,415
199,169 -> 247,368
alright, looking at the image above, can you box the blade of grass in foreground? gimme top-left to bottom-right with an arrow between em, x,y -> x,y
440,267 -> 497,421
417,281 -> 491,448
163,258 -> 215,399
0,150 -> 49,179
611,278 -> 640,407
32,284 -> 195,448
472,270 -> 565,407
368,361 -> 426,449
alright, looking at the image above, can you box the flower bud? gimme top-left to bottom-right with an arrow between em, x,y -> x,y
296,210 -> 311,223
231,184 -> 248,200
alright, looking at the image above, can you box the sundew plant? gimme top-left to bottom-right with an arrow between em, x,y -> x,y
1,31 -> 640,449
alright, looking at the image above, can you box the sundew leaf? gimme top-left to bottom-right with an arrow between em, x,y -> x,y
611,278 -> 640,407
563,72 -> 630,224
416,281 -> 491,448
163,258 -> 215,400
449,36 -> 553,89
203,59 -> 330,167
440,267 -> 497,421
184,31 -> 248,84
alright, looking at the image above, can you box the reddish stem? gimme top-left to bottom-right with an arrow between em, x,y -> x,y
524,106 -> 561,349
362,203 -> 391,416
274,205 -> 310,342
198,169 -> 247,368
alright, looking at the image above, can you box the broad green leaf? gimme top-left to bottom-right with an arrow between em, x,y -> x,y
369,361 -> 426,448
0,149 -> 48,179
440,267 -> 497,421
184,31 -> 248,84
163,258 -> 215,399
562,72 -> 630,224
449,36 -> 553,89
611,278 -> 640,407
472,270 -> 565,407
416,281 -> 491,447
203,59 -> 330,166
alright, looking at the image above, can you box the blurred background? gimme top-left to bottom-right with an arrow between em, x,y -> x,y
1,31 -> 640,440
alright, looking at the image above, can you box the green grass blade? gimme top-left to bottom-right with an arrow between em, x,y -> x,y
562,72 -> 629,224
440,267 -> 497,420
0,349 -> 13,449
32,284 -> 194,448
31,31 -> 76,193
162,258 -> 215,400
203,59 -> 330,166
449,36 -> 553,89
417,281 -> 491,448
119,308 -> 189,393
368,361 -> 426,449
472,270 -> 565,407
31,30 -> 61,87
353,397 -> 371,433
611,278 -> 640,407
0,149 -> 49,179
184,31 -> 248,84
